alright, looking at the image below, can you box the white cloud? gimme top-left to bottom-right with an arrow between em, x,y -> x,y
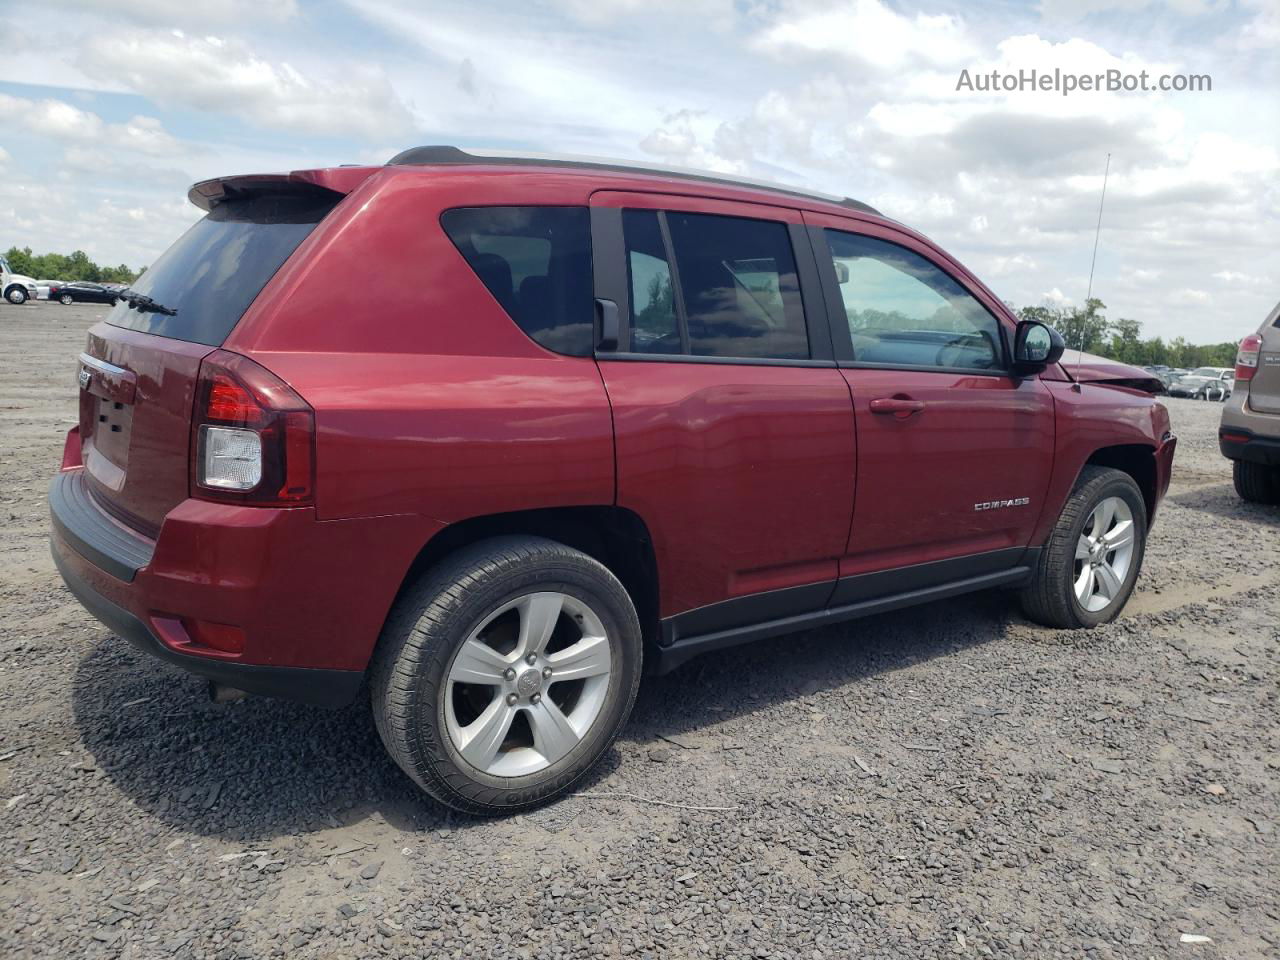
1238,0 -> 1280,49
0,94 -> 104,139
0,94 -> 181,156
550,0 -> 731,25
754,0 -> 978,69
54,0 -> 298,24
1038,0 -> 1225,20
77,29 -> 415,139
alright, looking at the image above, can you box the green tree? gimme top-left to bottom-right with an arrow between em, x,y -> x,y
1055,298 -> 1110,353
1106,317 -> 1142,364
2,246 -> 140,283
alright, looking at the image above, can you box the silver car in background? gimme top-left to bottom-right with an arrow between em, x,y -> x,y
1220,300 -> 1280,503
1169,366 -> 1234,400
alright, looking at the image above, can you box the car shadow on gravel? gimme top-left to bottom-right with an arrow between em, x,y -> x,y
72,589 -> 1009,839
70,636 -> 624,839
626,588 -> 1012,745
1167,481 -> 1280,524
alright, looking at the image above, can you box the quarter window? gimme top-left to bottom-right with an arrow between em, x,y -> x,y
825,230 -> 1003,371
441,206 -> 594,356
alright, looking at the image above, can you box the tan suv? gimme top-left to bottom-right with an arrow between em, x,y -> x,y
1220,300 -> 1280,503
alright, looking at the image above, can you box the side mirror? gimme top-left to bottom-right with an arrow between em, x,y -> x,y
833,261 -> 850,284
1012,320 -> 1065,375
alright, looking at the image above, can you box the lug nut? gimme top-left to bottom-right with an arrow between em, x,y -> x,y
531,693 -> 542,705
503,668 -> 516,681
526,653 -> 538,665
506,692 -> 518,705
542,666 -> 553,679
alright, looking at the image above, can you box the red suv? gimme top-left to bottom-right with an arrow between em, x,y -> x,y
50,147 -> 1177,813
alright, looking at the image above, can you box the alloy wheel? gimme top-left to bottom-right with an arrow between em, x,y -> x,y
443,591 -> 613,777
1073,496 -> 1136,612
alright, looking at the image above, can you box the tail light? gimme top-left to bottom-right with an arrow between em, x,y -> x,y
191,350 -> 314,505
1235,334 -> 1262,381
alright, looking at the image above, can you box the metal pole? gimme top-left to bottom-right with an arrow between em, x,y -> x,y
1086,153 -> 1110,304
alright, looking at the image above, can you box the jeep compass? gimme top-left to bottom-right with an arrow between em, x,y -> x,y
49,146 -> 1177,813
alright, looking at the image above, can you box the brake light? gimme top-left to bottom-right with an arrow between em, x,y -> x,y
191,350 -> 314,505
1235,334 -> 1262,381
205,374 -> 266,425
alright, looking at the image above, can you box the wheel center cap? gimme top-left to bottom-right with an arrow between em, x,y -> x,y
516,669 -> 542,698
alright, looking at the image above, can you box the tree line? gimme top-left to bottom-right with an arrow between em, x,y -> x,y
1015,298 -> 1238,369
3,247 -> 143,285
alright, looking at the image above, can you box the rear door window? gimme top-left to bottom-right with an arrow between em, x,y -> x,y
618,209 -> 810,361
441,206 -> 594,356
666,212 -> 809,360
622,209 -> 681,354
105,191 -> 339,347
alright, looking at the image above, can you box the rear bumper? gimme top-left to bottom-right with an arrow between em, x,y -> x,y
1219,427 -> 1280,466
48,467 -> 438,707
52,544 -> 363,706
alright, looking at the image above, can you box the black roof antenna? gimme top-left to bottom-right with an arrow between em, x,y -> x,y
1077,152 -> 1111,389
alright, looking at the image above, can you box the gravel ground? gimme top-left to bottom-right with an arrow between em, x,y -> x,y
2,302 -> 1277,960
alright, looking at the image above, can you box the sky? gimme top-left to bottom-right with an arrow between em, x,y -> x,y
0,0 -> 1276,344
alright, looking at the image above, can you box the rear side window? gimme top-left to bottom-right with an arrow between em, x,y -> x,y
441,206 -> 594,356
104,191 -> 338,347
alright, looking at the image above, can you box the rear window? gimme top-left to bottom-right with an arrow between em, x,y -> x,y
441,206 -> 594,356
104,192 -> 338,347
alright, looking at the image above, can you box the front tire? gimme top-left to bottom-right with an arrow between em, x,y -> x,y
5,286 -> 27,305
370,536 -> 642,815
1020,466 -> 1147,628
1233,460 -> 1280,504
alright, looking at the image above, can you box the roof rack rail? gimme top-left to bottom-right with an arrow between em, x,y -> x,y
386,145 -> 882,217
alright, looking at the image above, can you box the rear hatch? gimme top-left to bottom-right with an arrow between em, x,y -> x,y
77,176 -> 353,537
1247,302 -> 1280,415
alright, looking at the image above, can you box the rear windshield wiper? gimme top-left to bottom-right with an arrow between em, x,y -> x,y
117,288 -> 177,316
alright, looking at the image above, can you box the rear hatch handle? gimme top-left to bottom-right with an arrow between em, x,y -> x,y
79,353 -> 137,405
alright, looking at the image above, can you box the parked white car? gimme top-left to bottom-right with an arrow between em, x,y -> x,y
1,256 -> 39,305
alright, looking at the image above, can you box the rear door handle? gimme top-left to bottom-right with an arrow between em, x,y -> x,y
869,396 -> 925,416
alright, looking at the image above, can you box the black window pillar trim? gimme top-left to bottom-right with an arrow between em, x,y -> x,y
806,224 -> 856,363
654,210 -> 692,355
589,206 -> 629,353
789,222 -> 835,363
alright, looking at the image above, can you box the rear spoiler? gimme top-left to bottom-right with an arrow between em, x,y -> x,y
187,167 -> 379,212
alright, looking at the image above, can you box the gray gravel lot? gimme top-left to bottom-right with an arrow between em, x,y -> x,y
1,302 -> 1277,959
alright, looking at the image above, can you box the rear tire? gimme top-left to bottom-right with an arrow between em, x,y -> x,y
1020,466 -> 1147,628
1233,460 -> 1280,504
370,536 -> 643,815
59,293 -> 73,305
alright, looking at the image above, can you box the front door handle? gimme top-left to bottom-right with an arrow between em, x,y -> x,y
869,396 -> 926,417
